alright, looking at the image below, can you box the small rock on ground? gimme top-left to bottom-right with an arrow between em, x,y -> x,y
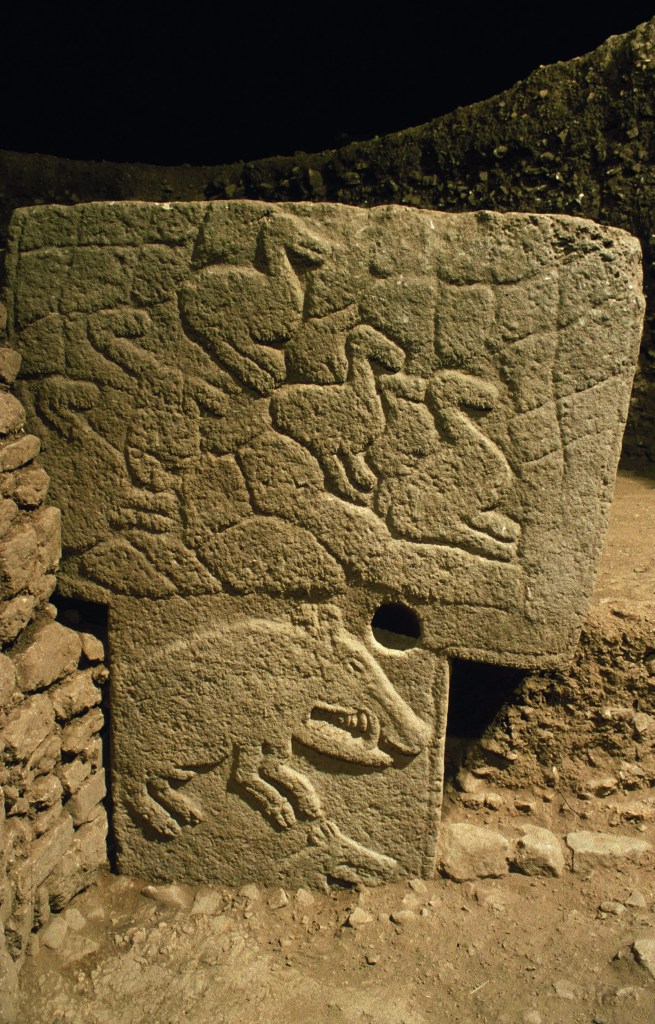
439,824 -> 509,882
633,937 -> 655,979
512,826 -> 565,877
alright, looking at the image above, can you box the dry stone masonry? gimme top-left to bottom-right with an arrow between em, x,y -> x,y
0,316 -> 109,1015
4,200 -> 645,889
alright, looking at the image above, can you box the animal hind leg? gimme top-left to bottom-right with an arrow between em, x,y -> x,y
260,752 -> 323,820
233,745 -> 296,829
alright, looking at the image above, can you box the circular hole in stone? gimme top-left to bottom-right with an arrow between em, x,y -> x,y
371,602 -> 421,650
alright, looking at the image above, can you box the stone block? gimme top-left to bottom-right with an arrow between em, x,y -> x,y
66,769 -> 106,826
0,524 -> 39,599
13,813 -> 74,901
0,434 -> 40,472
0,465 -> 49,508
511,825 -> 565,877
80,632 -> 105,663
49,668 -> 101,721
28,774 -> 63,810
56,757 -> 91,798
5,201 -> 644,887
438,823 -> 510,881
31,505 -> 61,573
28,572 -> 57,606
1,693 -> 54,762
0,652 -> 17,706
0,394 -> 25,437
566,830 -> 652,873
47,813 -> 107,911
27,733 -> 60,777
60,708 -> 103,756
0,499 -> 18,539
0,933 -> 19,1023
0,593 -> 36,644
0,346 -> 22,386
14,619 -> 82,693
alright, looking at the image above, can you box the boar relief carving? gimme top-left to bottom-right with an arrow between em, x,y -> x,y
121,606 -> 434,878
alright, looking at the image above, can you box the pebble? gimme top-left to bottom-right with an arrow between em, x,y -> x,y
408,878 -> 428,896
483,791 -> 503,810
633,937 -> 655,979
514,799 -> 537,814
347,907 -> 374,928
553,979 -> 577,1000
40,916 -> 68,951
238,884 -> 260,902
295,888 -> 315,907
598,900 -> 626,916
365,953 -> 380,965
522,1012 -> 542,1024
625,890 -> 648,908
141,883 -> 193,910
389,909 -> 417,926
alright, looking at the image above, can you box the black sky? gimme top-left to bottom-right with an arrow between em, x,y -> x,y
2,7 -> 654,165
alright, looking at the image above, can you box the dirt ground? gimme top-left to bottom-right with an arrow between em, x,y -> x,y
16,468 -> 655,1023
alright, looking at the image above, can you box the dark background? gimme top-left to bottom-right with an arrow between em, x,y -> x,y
2,7 -> 654,166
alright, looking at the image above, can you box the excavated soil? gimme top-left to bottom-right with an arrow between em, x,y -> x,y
17,469 -> 655,1023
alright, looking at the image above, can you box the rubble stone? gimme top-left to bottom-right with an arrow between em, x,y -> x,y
0,393 -> 25,436
0,524 -> 39,599
566,831 -> 653,873
1,465 -> 49,508
633,937 -> 655,980
14,619 -> 82,693
512,826 -> 566,877
60,708 -> 103,756
13,813 -> 74,900
56,757 -> 91,798
80,633 -> 105,663
0,594 -> 36,644
49,669 -> 101,721
2,693 -> 54,762
0,434 -> 40,472
0,347 -> 22,385
438,824 -> 510,881
66,769 -> 106,826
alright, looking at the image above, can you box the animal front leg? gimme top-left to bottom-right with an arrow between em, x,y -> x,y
148,773 -> 204,827
233,745 -> 296,829
260,752 -> 323,821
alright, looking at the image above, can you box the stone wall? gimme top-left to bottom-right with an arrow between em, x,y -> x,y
0,304 -> 108,1019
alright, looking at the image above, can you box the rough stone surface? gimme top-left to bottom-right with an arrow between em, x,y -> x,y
511,826 -> 566,878
566,830 -> 653,873
4,200 -> 644,888
438,823 -> 510,881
